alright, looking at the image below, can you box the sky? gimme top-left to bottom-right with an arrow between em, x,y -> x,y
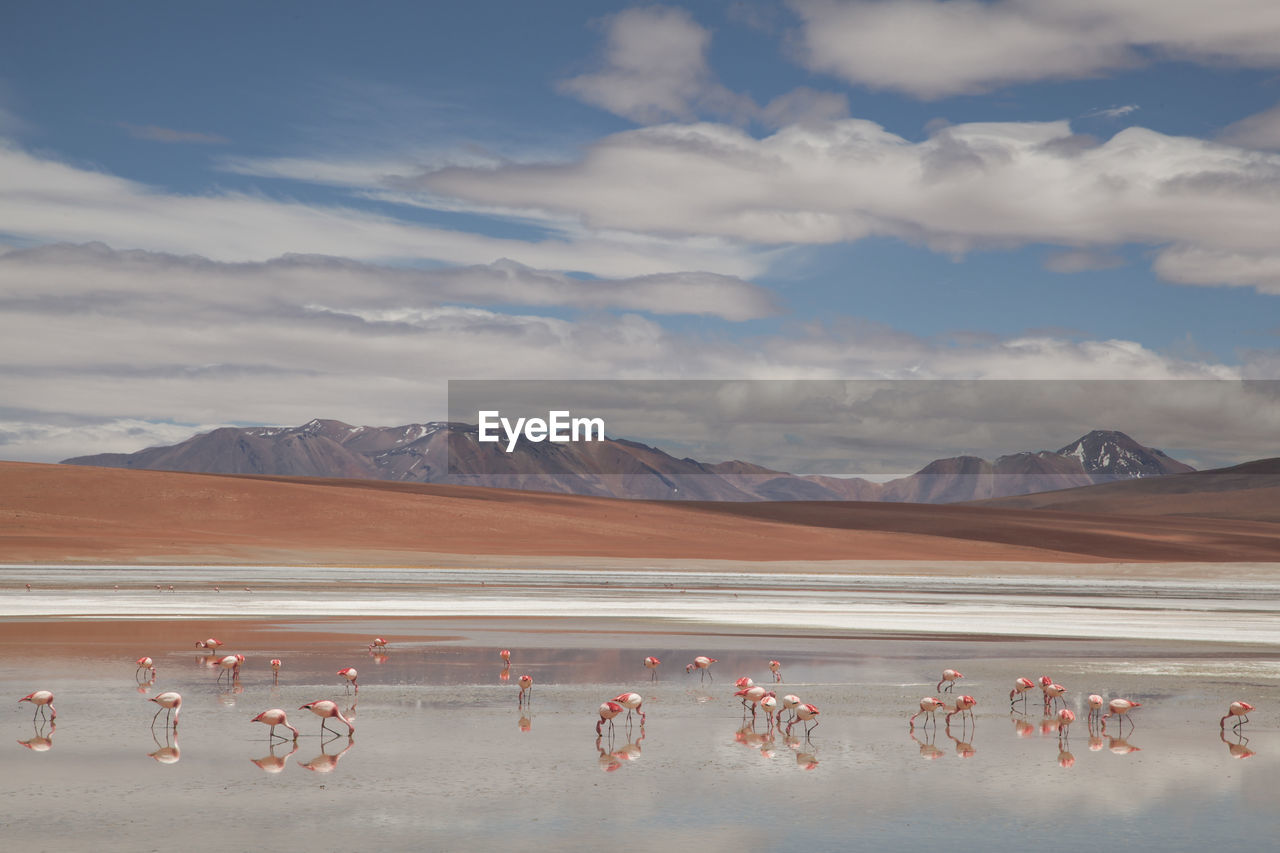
2,0 -> 1279,467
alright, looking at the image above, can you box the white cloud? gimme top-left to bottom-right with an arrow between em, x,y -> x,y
789,0 -> 1280,98
425,118 -> 1280,294
0,141 -> 764,279
1218,101 -> 1280,151
1085,105 -> 1141,119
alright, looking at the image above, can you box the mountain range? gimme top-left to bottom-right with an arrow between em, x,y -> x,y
61,420 -> 1195,503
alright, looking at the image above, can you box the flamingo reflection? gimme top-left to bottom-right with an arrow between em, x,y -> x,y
1106,735 -> 1142,755
945,725 -> 976,759
1220,729 -> 1256,759
518,714 -> 532,732
909,727 -> 946,760
148,729 -> 180,764
1010,716 -> 1035,738
251,739 -> 299,773
298,736 -> 354,772
17,720 -> 55,752
595,735 -> 622,772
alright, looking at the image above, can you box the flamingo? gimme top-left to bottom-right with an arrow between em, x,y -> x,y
1042,682 -> 1067,711
946,695 -> 977,726
787,703 -> 820,738
596,700 -> 624,735
909,696 -> 946,729
686,656 -> 717,682
215,654 -> 244,682
1009,677 -> 1035,709
518,674 -> 533,706
195,638 -> 223,653
1101,698 -> 1141,732
780,694 -> 801,726
136,656 -> 156,678
369,637 -> 389,653
270,659 -> 282,685
252,708 -> 300,741
769,660 -> 782,682
148,691 -> 182,729
499,649 -> 511,666
612,692 -> 646,726
299,700 -> 355,736
19,690 -> 56,721
1087,694 -> 1105,723
644,656 -> 661,680
735,676 -> 755,691
1220,701 -> 1255,731
937,669 -> 963,693
1057,708 -> 1076,746
736,685 -> 769,720
337,667 -> 359,693
760,694 -> 778,729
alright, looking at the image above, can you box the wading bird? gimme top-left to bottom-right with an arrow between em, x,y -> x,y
369,637 -> 388,653
136,656 -> 156,678
769,660 -> 782,682
946,695 -> 977,726
195,638 -> 223,653
938,669 -> 963,693
252,708 -> 300,741
215,654 -> 244,683
1101,698 -> 1141,732
909,696 -> 946,729
518,674 -> 533,706
687,656 -> 717,682
612,692 -> 646,726
1010,677 -> 1035,709
787,703 -> 820,738
338,666 -> 358,693
19,690 -> 56,721
1220,701 -> 1255,732
499,649 -> 511,666
270,659 -> 281,685
644,656 -> 661,680
299,700 -> 355,736
596,700 -> 624,736
1087,694 -> 1105,723
147,691 -> 182,729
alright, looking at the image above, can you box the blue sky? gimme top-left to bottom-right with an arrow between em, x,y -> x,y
2,1 -> 1279,463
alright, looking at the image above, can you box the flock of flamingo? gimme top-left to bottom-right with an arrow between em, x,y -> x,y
14,638 -> 1261,768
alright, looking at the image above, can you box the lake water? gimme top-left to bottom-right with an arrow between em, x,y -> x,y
2,566 -> 1279,850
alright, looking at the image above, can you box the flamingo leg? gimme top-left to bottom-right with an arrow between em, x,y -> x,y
150,707 -> 164,728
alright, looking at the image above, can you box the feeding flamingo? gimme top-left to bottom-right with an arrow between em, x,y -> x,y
787,703 -> 820,738
1087,694 -> 1105,723
369,637 -> 389,653
937,669 -> 963,693
1009,677 -> 1035,708
644,656 -> 661,680
909,696 -> 946,729
215,654 -> 244,683
147,691 -> 182,729
135,656 -> 156,678
946,695 -> 977,726
1101,698 -> 1142,732
1220,701 -> 1255,731
338,667 -> 359,693
299,700 -> 355,736
686,656 -> 717,682
518,674 -> 533,706
19,690 -> 56,721
769,660 -> 782,682
252,708 -> 301,741
596,700 -> 624,735
612,692 -> 646,726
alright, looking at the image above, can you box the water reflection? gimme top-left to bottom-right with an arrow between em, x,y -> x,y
148,730 -> 180,765
17,720 -> 55,752
251,740 -> 299,773
518,714 -> 532,733
909,727 -> 946,760
1106,736 -> 1142,755
944,725 -> 976,759
298,735 -> 354,773
1220,730 -> 1256,760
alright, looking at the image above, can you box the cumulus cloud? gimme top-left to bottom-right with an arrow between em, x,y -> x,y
425,118 -> 1280,294
0,142 -> 764,279
789,0 -> 1280,98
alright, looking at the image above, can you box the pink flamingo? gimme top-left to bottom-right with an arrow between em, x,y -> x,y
735,676 -> 755,691
195,638 -> 223,653
780,694 -> 801,726
937,669 -> 963,693
1220,701 -> 1255,732
499,649 -> 511,666
1101,698 -> 1141,733
1042,681 -> 1067,711
946,695 -> 977,726
1087,694 -> 1105,723
299,700 -> 355,736
19,690 -> 56,721
215,654 -> 243,683
787,703 -> 820,738
769,660 -> 782,682
270,659 -> 282,685
252,708 -> 300,741
518,674 -> 533,706
644,656 -> 661,680
760,694 -> 778,729
369,637 -> 388,653
148,691 -> 182,729
1009,677 -> 1035,709
136,656 -> 156,678
909,696 -> 946,729
1057,708 -> 1075,746
736,685 -> 771,721
596,700 -> 623,735
612,692 -> 646,725
686,656 -> 717,682
337,667 -> 359,693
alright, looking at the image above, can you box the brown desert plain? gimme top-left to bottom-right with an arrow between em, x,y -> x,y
1,459 -> 1278,567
